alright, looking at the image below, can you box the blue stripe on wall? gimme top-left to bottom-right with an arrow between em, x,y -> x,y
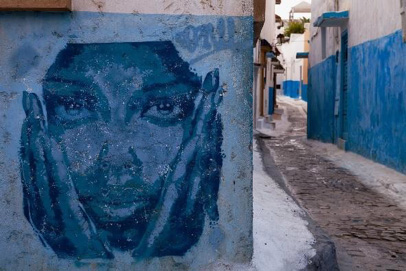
302,84 -> 308,102
347,30 -> 406,173
268,87 -> 274,115
307,55 -> 336,143
282,80 -> 300,98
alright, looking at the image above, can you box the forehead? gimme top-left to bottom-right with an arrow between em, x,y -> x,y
44,42 -> 201,90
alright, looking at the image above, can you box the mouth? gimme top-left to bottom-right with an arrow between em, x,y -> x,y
80,196 -> 154,223
78,186 -> 159,221
102,201 -> 149,218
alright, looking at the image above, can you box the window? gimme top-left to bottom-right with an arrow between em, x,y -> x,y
0,0 -> 71,11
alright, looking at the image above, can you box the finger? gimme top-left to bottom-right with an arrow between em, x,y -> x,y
20,92 -> 112,258
202,68 -> 219,94
133,70 -> 222,257
45,137 -> 113,258
20,92 -> 54,228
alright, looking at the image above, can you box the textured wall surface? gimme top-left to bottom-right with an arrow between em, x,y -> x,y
307,55 -> 336,143
301,84 -> 308,102
309,0 -> 406,173
0,1 -> 253,269
282,80 -> 300,99
347,30 -> 406,173
348,0 -> 401,47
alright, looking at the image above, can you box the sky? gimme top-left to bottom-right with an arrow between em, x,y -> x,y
275,0 -> 311,20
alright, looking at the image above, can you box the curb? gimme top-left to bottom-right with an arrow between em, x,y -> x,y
256,136 -> 340,271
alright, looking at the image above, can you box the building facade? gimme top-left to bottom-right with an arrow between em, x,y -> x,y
280,30 -> 308,100
253,0 -> 283,130
0,0 -> 253,269
309,0 -> 406,173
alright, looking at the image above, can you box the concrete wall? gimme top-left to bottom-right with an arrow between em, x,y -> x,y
309,0 -> 406,173
0,0 -> 254,269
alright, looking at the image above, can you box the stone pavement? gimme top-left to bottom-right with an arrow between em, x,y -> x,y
258,100 -> 406,271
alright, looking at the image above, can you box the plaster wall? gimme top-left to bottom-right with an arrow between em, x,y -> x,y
260,0 -> 276,44
308,0 -> 406,173
0,0 -> 253,269
309,0 -> 337,66
72,0 -> 252,16
281,33 -> 305,82
310,0 -> 402,66
347,30 -> 406,174
307,55 -> 336,143
348,0 -> 401,47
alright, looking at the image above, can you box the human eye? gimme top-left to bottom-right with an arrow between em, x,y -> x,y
141,96 -> 193,125
57,98 -> 89,118
52,95 -> 98,125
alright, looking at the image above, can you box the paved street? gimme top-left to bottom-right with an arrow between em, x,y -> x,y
258,100 -> 406,271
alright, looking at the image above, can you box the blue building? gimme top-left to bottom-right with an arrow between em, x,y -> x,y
309,0 -> 406,173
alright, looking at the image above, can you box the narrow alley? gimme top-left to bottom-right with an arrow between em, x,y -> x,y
257,99 -> 406,271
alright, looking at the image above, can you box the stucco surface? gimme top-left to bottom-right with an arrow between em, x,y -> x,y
0,9 -> 253,270
72,0 -> 253,16
347,30 -> 406,174
307,55 -> 336,143
310,0 -> 402,66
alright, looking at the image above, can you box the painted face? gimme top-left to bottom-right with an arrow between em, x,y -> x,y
43,42 -> 201,248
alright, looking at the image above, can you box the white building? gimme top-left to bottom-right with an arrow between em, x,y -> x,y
253,0 -> 283,130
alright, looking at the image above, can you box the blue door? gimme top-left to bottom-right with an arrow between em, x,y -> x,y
340,30 -> 349,140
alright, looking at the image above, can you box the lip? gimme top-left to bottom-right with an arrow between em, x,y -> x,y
79,190 -> 155,208
103,201 -> 149,218
84,197 -> 153,222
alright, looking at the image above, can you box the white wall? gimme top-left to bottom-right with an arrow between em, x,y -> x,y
72,0 -> 252,16
276,73 -> 284,95
280,33 -> 305,82
349,0 -> 401,47
309,0 -> 338,67
310,0 -> 403,66
261,0 -> 277,44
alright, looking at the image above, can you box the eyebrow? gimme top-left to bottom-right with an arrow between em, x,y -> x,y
43,78 -> 90,89
142,81 -> 200,93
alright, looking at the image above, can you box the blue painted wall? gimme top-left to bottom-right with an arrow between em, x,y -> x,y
307,55 -> 336,143
283,80 -> 300,98
302,84 -> 308,102
309,29 -> 406,174
268,87 -> 274,114
0,10 -> 253,269
347,30 -> 406,173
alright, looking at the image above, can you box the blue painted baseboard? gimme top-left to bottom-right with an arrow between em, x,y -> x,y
302,84 -> 308,102
307,55 -> 336,143
282,80 -> 300,98
309,30 -> 406,174
268,87 -> 274,115
347,30 -> 406,173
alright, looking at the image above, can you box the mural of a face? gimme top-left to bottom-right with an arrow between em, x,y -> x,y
20,42 -> 223,259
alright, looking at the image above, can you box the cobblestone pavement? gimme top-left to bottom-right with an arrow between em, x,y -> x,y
259,102 -> 406,271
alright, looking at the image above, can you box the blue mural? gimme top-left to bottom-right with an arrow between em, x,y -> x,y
19,41 -> 223,259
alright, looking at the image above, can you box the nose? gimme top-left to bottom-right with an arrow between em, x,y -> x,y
96,140 -> 143,185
